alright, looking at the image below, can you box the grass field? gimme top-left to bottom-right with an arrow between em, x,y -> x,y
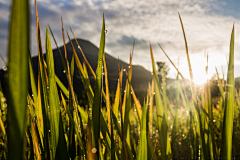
0,0 -> 239,160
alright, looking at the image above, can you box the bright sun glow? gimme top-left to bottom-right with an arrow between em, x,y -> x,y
191,57 -> 213,85
178,56 -> 218,86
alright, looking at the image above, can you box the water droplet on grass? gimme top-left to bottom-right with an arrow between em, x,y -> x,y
91,148 -> 97,153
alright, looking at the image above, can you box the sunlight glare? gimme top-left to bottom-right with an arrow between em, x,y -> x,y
191,57 -> 209,85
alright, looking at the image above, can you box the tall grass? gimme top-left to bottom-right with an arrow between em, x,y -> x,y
1,0 -> 238,160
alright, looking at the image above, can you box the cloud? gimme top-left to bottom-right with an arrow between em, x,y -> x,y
0,0 -> 239,79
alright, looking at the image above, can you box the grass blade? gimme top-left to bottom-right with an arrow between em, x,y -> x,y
150,43 -> 171,159
92,15 -> 105,159
46,27 -> 60,159
103,53 -> 111,134
7,0 -> 29,159
137,102 -> 147,160
220,25 -> 235,159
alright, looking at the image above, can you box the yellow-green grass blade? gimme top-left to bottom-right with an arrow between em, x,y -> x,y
35,0 -> 48,87
28,51 -> 44,148
65,32 -> 88,157
70,55 -> 74,78
207,74 -> 217,159
68,55 -> 76,160
110,108 -> 133,160
131,86 -> 142,121
179,13 -> 208,159
62,20 -> 87,156
48,24 -> 68,77
113,68 -> 123,119
172,74 -> 179,135
137,102 -> 147,160
117,60 -> 129,160
160,67 -> 172,158
178,13 -> 196,98
0,116 -> 5,137
55,74 -> 69,98
150,43 -> 170,159
216,68 -> 225,100
103,53 -> 111,134
66,32 -> 94,108
7,0 -> 30,159
27,98 -> 41,160
100,113 -> 111,152
38,71 -> 51,160
70,27 -> 107,102
91,15 -> 105,158
55,111 -> 69,160
149,80 -> 154,136
122,82 -> 127,121
158,44 -> 189,87
70,27 -> 96,80
162,68 -> 168,120
46,27 -> 69,159
124,53 -> 133,150
0,85 -> 6,138
110,109 -> 115,160
220,25 -> 235,159
34,2 -> 50,159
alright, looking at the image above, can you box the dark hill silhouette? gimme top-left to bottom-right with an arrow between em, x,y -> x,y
43,38 -> 152,95
0,39 -> 153,102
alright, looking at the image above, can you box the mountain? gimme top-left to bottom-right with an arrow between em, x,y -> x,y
0,39 -> 153,102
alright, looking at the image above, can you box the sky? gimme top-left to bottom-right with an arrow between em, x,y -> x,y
0,0 -> 240,84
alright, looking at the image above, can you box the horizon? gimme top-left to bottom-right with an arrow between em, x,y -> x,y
0,0 -> 240,84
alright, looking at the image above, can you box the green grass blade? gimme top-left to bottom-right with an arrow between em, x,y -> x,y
35,2 -> 50,159
70,27 -> 96,80
150,43 -> 170,159
103,54 -> 111,134
172,74 -> 179,135
92,15 -> 105,158
55,74 -> 69,98
124,53 -> 133,151
178,13 -> 196,98
131,86 -> 142,121
220,25 -> 235,159
113,68 -> 123,119
137,102 -> 147,160
46,27 -> 68,159
66,32 -> 94,108
7,0 -> 30,159
48,24 -> 68,77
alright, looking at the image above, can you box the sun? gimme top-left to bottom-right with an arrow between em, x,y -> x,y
191,57 -> 209,86
193,72 -> 208,85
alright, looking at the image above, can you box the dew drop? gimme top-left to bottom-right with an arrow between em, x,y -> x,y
1,97 -> 6,102
3,66 -> 7,71
91,148 -> 97,153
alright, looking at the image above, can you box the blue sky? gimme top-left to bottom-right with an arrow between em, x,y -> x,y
0,0 -> 240,83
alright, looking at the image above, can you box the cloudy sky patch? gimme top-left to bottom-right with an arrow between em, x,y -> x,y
0,0 -> 239,81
